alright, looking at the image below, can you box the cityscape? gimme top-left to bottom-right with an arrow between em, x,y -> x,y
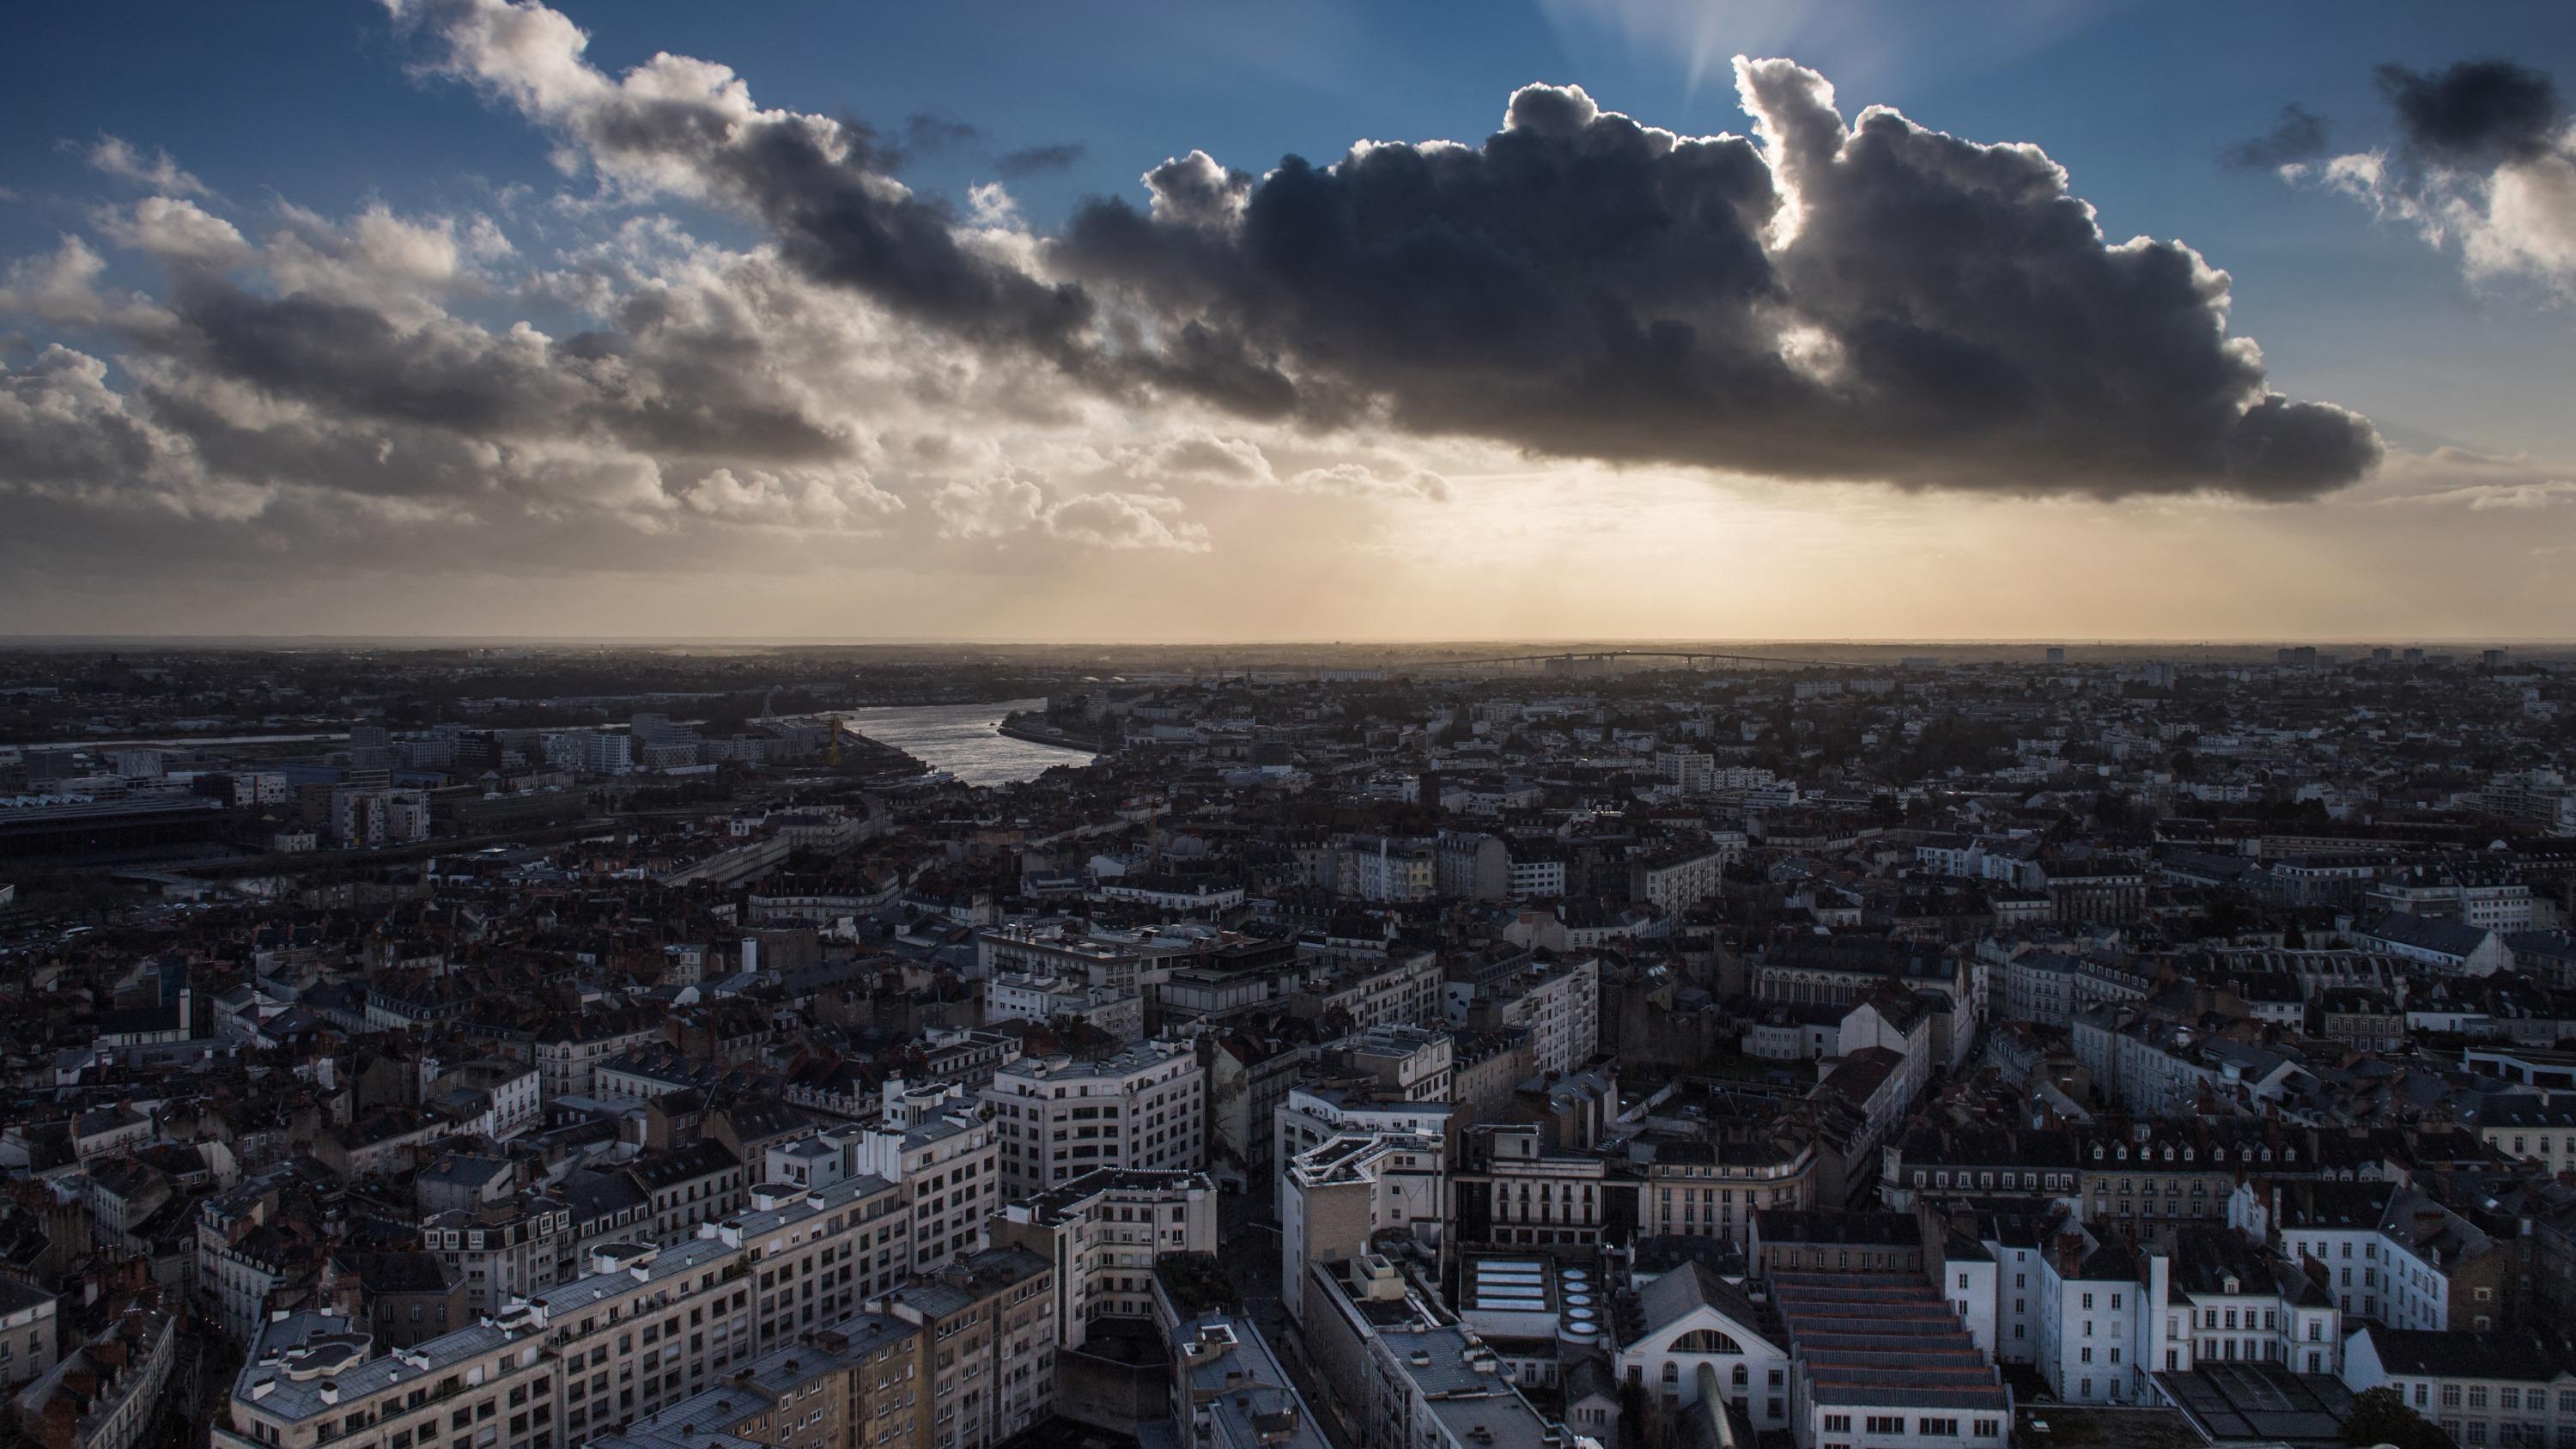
6,2 -> 2576,1449
1,639 -> 2575,1449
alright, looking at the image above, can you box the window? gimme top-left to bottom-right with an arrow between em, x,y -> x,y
1866,1416 -> 1903,1435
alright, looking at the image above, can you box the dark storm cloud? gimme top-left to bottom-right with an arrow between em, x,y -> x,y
995,143 -> 1086,177
1053,69 -> 2377,498
708,119 -> 1098,359
2375,60 -> 2566,167
2221,104 -> 2329,169
376,3 -> 2383,499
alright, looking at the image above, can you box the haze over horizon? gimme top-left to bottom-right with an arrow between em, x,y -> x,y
4,0 -> 2574,638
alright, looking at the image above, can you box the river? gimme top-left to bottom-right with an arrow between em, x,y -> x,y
835,698 -> 1095,787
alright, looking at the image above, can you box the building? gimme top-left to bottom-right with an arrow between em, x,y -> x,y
2266,1181 -> 2510,1332
0,1280 -> 58,1391
533,1008 -> 665,1100
1172,1314 -> 1331,1449
1767,1268 -> 2011,1449
769,1081 -> 1000,1275
1449,1123 -> 1627,1251
985,971 -> 1143,1041
991,1167 -> 1217,1349
1279,1130 -> 1446,1319
1631,844 -> 1729,914
1320,1318 -> 1571,1449
1274,1081 -> 1454,1180
11,1302 -> 174,1449
586,1314 -> 925,1449
2340,1324 -> 2576,1449
1443,955 -> 1599,1077
423,1195 -> 575,1318
2355,912 -> 2514,976
1291,950 -> 1443,1033
324,1251 -> 470,1351
216,1176 -> 914,1449
1614,1257 -> 1795,1434
982,1040 -> 1206,1199
875,1247 -> 1057,1449
624,1140 -> 749,1244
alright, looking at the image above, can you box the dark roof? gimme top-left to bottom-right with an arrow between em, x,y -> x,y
624,1140 -> 742,1190
1755,1209 -> 1920,1250
2358,1325 -> 2576,1382
2362,911 -> 2494,959
337,1250 -> 459,1295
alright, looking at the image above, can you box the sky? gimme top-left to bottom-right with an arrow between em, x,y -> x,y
3,0 -> 2573,642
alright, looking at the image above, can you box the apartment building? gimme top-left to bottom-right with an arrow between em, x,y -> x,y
876,1248 -> 1056,1449
588,1314 -> 924,1449
625,1141 -> 749,1245
1172,1314 -> 1331,1449
1336,839 -> 1437,902
2264,1181 -> 2511,1332
1322,1026 -> 1456,1102
1449,1123 -> 1623,1251
15,1302 -> 177,1449
2341,1326 -> 2576,1449
981,1041 -> 1206,1199
985,971 -> 1143,1041
1279,1131 -> 1446,1319
1274,1082 -> 1454,1177
533,1008 -> 665,1100
1506,851 -> 1569,901
1630,843 -> 1728,914
1443,955 -> 1599,1077
0,1279 -> 58,1391
1635,1135 -> 1820,1249
423,1194 -> 574,1318
1291,950 -> 1442,1032
216,1175 -> 913,1449
991,1167 -> 1218,1349
767,1082 -> 1000,1275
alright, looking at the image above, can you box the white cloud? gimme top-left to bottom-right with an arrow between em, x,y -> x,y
77,134 -> 212,198
931,471 -> 1207,551
2306,129 -> 2576,300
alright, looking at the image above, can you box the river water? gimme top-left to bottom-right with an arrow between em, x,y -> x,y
835,698 -> 1096,787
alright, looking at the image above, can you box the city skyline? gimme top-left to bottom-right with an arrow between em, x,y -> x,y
3,0 -> 2573,640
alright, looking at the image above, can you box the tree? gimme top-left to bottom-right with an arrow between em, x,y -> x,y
2341,1386 -> 2450,1449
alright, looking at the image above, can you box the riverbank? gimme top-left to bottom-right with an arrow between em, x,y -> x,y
996,715 -> 1113,754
